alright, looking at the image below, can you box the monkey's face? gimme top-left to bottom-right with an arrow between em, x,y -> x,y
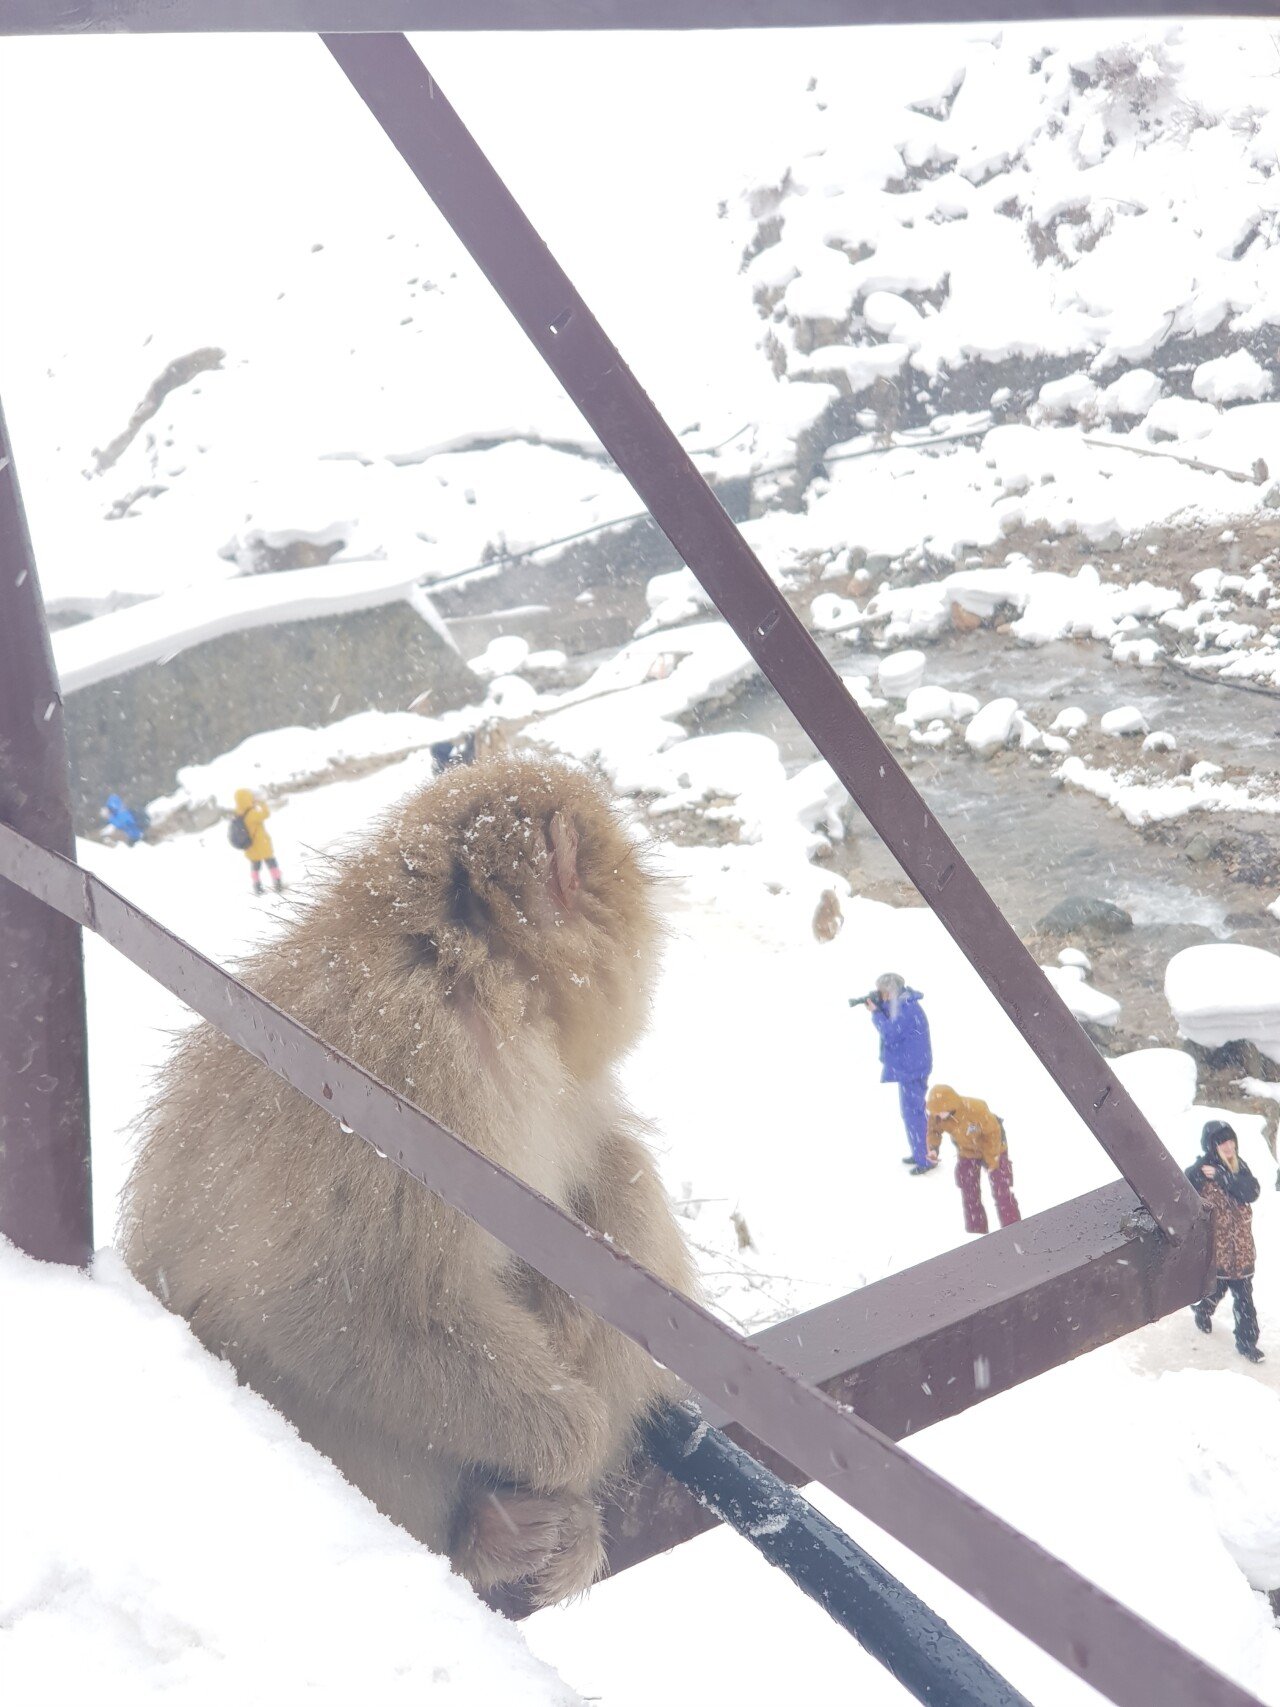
382,755 -> 660,1079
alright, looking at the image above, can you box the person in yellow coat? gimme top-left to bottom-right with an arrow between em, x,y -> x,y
230,788 -> 283,896
925,1084 -> 1021,1235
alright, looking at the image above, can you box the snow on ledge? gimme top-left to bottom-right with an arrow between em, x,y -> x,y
0,1240 -> 576,1707
53,560 -> 446,695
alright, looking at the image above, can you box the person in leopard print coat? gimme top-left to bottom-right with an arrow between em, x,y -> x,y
1187,1120 -> 1263,1364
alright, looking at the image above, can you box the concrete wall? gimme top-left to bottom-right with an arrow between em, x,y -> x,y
66,600 -> 478,834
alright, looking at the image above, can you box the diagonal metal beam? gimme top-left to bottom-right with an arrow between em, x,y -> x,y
0,406 -> 92,1266
323,32 -> 1200,1245
5,0 -> 1279,35
0,823 -> 1251,1707
589,1180 -> 1207,1585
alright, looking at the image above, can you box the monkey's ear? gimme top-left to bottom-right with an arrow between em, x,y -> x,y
546,811 -> 580,913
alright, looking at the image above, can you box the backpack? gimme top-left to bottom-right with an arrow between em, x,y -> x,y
228,813 -> 253,850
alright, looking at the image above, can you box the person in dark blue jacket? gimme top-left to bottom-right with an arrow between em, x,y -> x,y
859,973 -> 934,1173
102,793 -> 145,846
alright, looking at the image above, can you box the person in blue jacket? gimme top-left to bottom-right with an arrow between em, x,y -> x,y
858,973 -> 934,1174
102,793 -> 145,846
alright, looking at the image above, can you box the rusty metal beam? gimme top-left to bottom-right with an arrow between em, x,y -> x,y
5,0 -> 1278,33
594,1180 -> 1207,1583
0,406 -> 92,1267
324,33 -> 1200,1245
0,825 -> 1252,1707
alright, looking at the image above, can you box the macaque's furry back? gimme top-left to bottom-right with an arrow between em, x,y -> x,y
121,754 -> 694,1605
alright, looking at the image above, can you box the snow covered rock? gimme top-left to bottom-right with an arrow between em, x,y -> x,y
1100,704 -> 1149,736
1142,729 -> 1177,752
861,290 -> 926,342
1165,943 -> 1280,1065
486,674 -> 539,719
639,568 -> 711,634
876,649 -> 927,698
1050,706 -> 1088,734
1143,396 -> 1220,443
1111,635 -> 1162,667
903,684 -> 965,724
1037,371 -> 1100,421
841,673 -> 888,711
468,634 -> 530,678
810,592 -> 863,634
1041,962 -> 1122,1027
1039,895 -> 1133,936
614,730 -> 785,815
1058,946 -> 1094,974
965,697 -> 1019,755
1191,349 -> 1274,406
1100,369 -> 1163,420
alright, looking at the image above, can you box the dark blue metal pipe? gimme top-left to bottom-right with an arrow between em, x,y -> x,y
644,1403 -> 1030,1707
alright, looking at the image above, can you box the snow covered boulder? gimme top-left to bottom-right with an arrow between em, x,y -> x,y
877,649 -> 927,698
1192,349 -> 1274,406
1142,730 -> 1177,753
615,731 -> 785,815
965,697 -> 1019,755
1165,944 -> 1280,1066
1058,946 -> 1093,974
638,567 -> 710,634
903,685 -> 960,724
468,634 -> 530,679
841,673 -> 887,712
1111,636 -> 1162,667
1100,704 -> 1149,736
1050,706 -> 1088,734
1143,395 -> 1219,443
1099,369 -> 1163,420
1037,371 -> 1099,421
861,290 -> 925,343
486,674 -> 540,719
810,593 -> 863,634
1041,962 -> 1121,1028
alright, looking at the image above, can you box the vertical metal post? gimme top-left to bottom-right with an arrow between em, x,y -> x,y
0,401 -> 93,1265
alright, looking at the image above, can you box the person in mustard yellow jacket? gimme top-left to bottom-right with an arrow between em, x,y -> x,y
231,788 -> 283,896
926,1084 -> 1021,1235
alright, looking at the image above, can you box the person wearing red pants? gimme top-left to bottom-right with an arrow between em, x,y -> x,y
925,1084 -> 1021,1235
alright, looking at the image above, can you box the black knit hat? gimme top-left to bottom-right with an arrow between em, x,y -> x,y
1201,1119 -> 1238,1154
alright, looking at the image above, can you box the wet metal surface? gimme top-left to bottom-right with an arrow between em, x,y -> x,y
0,404 -> 92,1266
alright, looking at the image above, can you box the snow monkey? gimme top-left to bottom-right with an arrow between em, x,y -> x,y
120,753 -> 695,1605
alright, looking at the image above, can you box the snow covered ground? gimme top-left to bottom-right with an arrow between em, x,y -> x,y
4,680 -> 1277,1706
4,18 -> 1280,1707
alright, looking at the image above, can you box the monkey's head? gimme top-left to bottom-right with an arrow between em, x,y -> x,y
368,753 -> 660,1079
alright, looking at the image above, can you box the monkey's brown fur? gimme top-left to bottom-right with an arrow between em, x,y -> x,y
120,754 -> 695,1605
